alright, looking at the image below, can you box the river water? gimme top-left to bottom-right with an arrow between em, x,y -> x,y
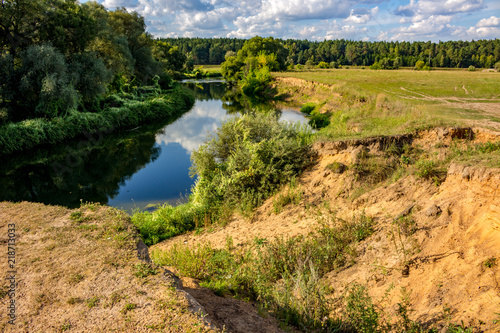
0,80 -> 306,212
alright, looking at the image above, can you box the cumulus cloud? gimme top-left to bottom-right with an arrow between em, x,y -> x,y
101,0 -> 498,42
102,0 -> 138,9
390,15 -> 453,40
344,7 -> 379,24
476,15 -> 500,27
451,15 -> 500,39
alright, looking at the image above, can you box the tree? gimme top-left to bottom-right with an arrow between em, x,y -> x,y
221,56 -> 243,82
18,44 -> 77,119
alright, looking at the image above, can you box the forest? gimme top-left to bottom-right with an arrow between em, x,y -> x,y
162,37 -> 500,69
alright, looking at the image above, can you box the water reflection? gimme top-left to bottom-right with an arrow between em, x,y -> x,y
0,81 -> 307,211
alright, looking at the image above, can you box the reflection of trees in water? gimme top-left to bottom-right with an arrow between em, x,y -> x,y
0,122 -> 168,208
221,85 -> 281,117
184,82 -> 227,101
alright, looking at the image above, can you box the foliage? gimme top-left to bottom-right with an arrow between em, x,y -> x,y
221,56 -> 244,82
300,103 -> 316,115
308,112 -> 331,129
468,65 -> 476,71
345,283 -> 379,333
240,67 -> 273,97
190,113 -> 313,212
132,202 -> 210,246
414,60 -> 425,70
0,0 -> 192,128
17,44 -> 78,119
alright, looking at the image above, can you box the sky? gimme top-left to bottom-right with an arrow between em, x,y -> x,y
88,0 -> 500,41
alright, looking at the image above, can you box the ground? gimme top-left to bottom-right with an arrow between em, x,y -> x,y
0,202 -> 219,332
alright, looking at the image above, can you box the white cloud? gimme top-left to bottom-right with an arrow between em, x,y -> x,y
390,15 -> 453,40
476,15 -> 500,27
451,15 -> 500,39
344,7 -> 379,24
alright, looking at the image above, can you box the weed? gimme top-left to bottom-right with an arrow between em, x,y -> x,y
152,211 -> 374,331
121,303 -> 137,314
300,103 -> 316,114
67,297 -> 82,305
484,257 -> 497,268
68,273 -> 84,284
133,263 -> 158,278
344,283 -> 379,333
325,161 -> 347,174
59,322 -> 72,331
86,296 -> 100,308
272,176 -> 302,214
414,159 -> 445,182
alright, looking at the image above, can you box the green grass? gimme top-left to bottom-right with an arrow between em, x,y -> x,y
276,68 -> 500,140
278,68 -> 500,99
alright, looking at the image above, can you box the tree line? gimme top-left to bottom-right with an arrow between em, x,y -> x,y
161,37 -> 500,69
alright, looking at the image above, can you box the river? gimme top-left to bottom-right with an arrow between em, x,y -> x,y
0,80 -> 307,212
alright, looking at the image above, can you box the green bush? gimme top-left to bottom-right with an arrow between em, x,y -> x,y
190,113 -> 313,212
468,65 -> 476,72
414,60 -> 425,70
300,103 -> 316,115
316,61 -> 329,69
308,112 -> 331,129
241,67 -> 273,97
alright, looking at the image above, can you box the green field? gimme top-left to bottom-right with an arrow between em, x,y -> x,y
275,68 -> 500,139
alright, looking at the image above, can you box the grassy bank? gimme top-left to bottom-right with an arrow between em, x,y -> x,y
0,85 -> 195,155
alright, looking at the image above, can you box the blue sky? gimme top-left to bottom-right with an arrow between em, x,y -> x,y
87,0 -> 500,41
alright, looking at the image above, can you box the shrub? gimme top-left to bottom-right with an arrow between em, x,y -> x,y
308,112 -> 331,129
414,60 -> 425,70
190,113 -> 313,212
370,62 -> 382,70
300,103 -> 316,115
241,66 -> 273,97
468,65 -> 476,71
316,61 -> 329,69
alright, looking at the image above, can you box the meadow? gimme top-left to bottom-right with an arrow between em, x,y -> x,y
275,68 -> 500,140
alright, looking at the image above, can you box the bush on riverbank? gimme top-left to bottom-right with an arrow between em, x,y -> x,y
132,113 -> 313,245
0,85 -> 194,155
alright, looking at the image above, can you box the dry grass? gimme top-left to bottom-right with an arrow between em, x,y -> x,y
0,202 -> 218,333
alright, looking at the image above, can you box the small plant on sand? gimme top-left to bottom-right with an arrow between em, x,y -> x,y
484,257 -> 497,268
133,263 -> 158,278
86,296 -> 100,308
272,176 -> 302,214
121,303 -> 137,314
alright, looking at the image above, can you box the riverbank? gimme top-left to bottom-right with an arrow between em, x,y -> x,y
0,85 -> 195,155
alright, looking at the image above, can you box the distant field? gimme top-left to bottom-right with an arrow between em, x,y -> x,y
275,68 -> 500,137
278,68 -> 500,100
195,64 -> 222,73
